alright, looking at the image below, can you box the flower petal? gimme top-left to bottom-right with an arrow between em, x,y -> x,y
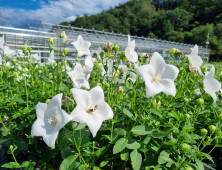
70,88 -> 89,108
150,52 -> 166,75
161,65 -> 179,80
135,64 -> 154,82
160,79 -> 176,97
95,102 -> 114,120
36,103 -> 47,119
42,131 -> 59,148
145,81 -> 162,98
89,86 -> 104,105
70,105 -> 103,137
31,119 -> 46,136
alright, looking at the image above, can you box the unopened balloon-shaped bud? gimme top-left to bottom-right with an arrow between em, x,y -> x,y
46,99 -> 51,104
181,143 -> 189,153
201,128 -> 208,136
209,125 -> 216,134
196,98 -> 204,105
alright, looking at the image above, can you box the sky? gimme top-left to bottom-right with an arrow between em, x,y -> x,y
0,0 -> 129,29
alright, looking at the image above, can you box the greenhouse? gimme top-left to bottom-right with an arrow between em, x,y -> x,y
0,20 -> 210,63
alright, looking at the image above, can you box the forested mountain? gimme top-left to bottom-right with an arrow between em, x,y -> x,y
61,0 -> 222,60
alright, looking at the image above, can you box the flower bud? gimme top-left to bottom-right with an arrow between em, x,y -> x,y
12,59 -> 17,65
63,61 -> 67,65
217,131 -> 222,138
64,48 -> 68,55
185,167 -> 193,170
97,83 -> 101,86
112,44 -> 119,53
179,67 -> 184,72
181,143 -> 189,152
29,55 -> 32,59
201,128 -> 208,136
62,53 -> 65,58
185,113 -> 190,119
169,48 -> 176,55
98,63 -> 102,68
152,99 -> 161,109
100,52 -> 104,59
218,114 -> 222,121
105,83 -> 110,88
201,66 -> 207,72
48,38 -> 54,44
21,46 -> 27,54
46,99 -> 51,104
209,125 -> 216,133
53,62 -> 57,67
9,145 -> 14,150
196,98 -> 204,105
38,70 -> 42,74
28,47 -> 32,54
183,98 -> 189,104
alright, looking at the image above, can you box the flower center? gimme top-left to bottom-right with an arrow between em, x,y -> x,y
75,76 -> 79,81
86,103 -> 98,114
152,74 -> 161,83
78,46 -> 83,51
47,116 -> 58,128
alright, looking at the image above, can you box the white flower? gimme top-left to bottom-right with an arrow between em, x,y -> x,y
194,88 -> 201,95
187,45 -> 203,75
70,86 -> 113,137
31,53 -> 40,63
82,55 -> 94,80
31,94 -> 72,148
125,35 -> 138,63
67,63 -> 90,89
2,46 -> 16,58
135,52 -> 179,98
71,35 -> 91,57
203,66 -> 221,103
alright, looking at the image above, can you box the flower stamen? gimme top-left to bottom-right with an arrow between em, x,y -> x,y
152,74 -> 161,83
47,116 -> 58,128
86,103 -> 98,114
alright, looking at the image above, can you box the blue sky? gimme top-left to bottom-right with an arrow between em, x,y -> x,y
0,0 -> 129,28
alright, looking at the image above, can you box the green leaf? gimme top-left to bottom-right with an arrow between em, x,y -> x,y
198,152 -> 214,163
126,138 -> 141,150
195,158 -> 204,170
202,162 -> 215,170
14,137 -> 28,150
113,138 -> 128,154
14,98 -> 25,104
115,104 -> 135,120
2,162 -> 19,169
168,110 -> 179,120
60,155 -> 80,170
78,164 -> 87,170
95,144 -> 110,160
0,136 -> 11,145
130,150 -> 142,170
59,84 -> 69,91
175,88 -> 183,99
99,158 -> 110,168
75,123 -> 87,130
121,149 -> 129,161
21,161 -> 35,167
132,125 -> 153,135
149,109 -> 163,118
112,128 -> 126,142
61,147 -> 73,159
158,150 -> 173,164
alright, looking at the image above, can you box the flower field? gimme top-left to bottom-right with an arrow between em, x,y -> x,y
0,32 -> 222,170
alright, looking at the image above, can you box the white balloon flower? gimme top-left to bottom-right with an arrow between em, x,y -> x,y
82,55 -> 94,80
125,35 -> 138,63
67,63 -> 90,89
203,66 -> 221,103
71,35 -> 91,57
31,94 -> 73,148
70,86 -> 114,137
135,52 -> 179,98
187,44 -> 203,75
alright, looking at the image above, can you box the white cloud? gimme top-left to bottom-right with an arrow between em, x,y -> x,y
0,0 -> 129,28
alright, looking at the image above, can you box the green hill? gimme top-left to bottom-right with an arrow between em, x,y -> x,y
61,0 -> 222,60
